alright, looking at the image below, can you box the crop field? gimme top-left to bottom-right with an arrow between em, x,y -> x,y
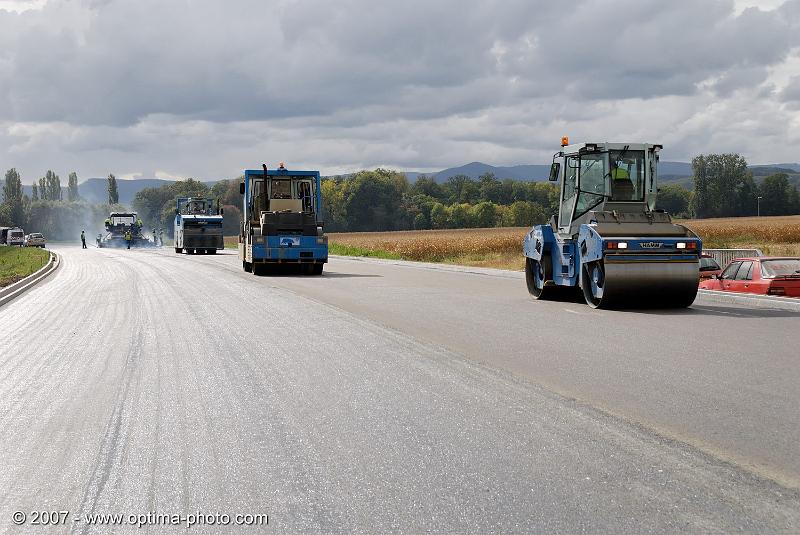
0,246 -> 50,287
681,215 -> 800,255
329,215 -> 800,270
329,228 -> 528,270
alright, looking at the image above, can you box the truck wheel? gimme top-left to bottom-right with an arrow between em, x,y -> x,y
525,256 -> 552,300
243,261 -> 252,273
175,247 -> 181,254
311,263 -> 323,275
252,263 -> 265,276
209,249 -> 217,255
581,261 -> 605,308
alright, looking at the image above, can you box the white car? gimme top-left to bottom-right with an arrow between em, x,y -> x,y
24,233 -> 46,248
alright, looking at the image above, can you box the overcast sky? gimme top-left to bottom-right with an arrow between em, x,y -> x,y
1,0 -> 799,183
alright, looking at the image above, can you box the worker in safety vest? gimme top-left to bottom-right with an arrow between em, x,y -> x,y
136,218 -> 143,228
125,230 -> 132,249
104,218 -> 112,228
611,163 -> 632,199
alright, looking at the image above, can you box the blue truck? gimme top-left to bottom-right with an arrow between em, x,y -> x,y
174,197 -> 224,254
523,139 -> 702,309
239,163 -> 328,275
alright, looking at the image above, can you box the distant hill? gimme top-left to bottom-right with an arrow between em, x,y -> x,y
431,162 -> 552,182
16,160 -> 799,204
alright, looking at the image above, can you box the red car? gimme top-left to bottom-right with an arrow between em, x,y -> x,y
699,257 -> 800,298
699,254 -> 722,280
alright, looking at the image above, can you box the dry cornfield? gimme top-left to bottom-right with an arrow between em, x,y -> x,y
329,215 -> 800,270
329,227 -> 527,261
681,215 -> 800,248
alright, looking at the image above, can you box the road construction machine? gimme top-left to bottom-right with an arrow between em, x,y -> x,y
523,139 -> 702,308
174,197 -> 224,254
98,212 -> 156,248
239,163 -> 327,275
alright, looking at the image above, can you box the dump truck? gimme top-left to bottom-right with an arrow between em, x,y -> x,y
239,163 -> 327,275
523,139 -> 702,308
174,197 -> 224,254
98,212 -> 155,248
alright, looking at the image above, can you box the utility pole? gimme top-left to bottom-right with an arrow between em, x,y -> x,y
757,195 -> 763,217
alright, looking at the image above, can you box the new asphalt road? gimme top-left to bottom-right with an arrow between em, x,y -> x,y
1,245 -> 798,533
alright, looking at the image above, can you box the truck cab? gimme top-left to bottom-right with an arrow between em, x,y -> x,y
239,163 -> 327,275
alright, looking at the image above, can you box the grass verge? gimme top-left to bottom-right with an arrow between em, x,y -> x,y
0,247 -> 50,287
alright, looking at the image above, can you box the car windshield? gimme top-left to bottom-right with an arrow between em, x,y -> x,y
700,257 -> 720,271
760,259 -> 800,278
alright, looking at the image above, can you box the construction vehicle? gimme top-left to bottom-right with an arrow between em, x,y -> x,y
239,163 -> 327,275
174,197 -> 224,254
97,212 -> 156,248
523,138 -> 702,308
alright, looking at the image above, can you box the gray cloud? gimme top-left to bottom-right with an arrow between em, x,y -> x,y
0,0 -> 799,181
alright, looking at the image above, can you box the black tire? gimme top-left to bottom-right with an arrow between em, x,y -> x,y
581,261 -> 605,309
209,249 -> 217,255
252,263 -> 263,276
311,263 -> 323,275
175,247 -> 181,254
525,256 -> 552,300
243,261 -> 252,273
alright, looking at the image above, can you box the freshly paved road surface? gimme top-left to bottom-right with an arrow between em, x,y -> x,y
1,245 -> 798,534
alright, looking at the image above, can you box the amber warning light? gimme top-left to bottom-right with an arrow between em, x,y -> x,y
561,136 -> 569,147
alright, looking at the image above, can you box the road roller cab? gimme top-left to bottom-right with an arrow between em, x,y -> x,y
523,140 -> 702,308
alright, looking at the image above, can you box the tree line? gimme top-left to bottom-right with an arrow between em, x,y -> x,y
3,154 -> 799,241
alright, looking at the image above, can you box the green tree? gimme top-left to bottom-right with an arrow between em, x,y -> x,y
691,154 -> 749,218
759,173 -> 794,216
410,175 -> 445,201
478,173 -> 503,203
40,170 -> 62,201
107,174 -> 119,205
68,172 -> 79,202
505,200 -> 546,227
471,201 -> 497,228
449,203 -> 473,228
2,168 -> 24,225
430,202 -> 449,229
341,169 -> 409,231
320,178 -> 347,231
656,184 -> 692,217
31,183 -> 39,201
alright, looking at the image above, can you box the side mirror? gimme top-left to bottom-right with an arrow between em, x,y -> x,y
239,182 -> 245,194
220,208 -> 224,215
549,163 -> 560,182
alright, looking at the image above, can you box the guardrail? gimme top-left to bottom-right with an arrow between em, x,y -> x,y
0,251 -> 60,307
703,248 -> 763,266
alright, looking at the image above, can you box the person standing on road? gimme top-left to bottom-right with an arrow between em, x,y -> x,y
80,230 -> 87,249
125,230 -> 132,249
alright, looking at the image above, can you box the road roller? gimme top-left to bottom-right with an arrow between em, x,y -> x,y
523,139 -> 702,308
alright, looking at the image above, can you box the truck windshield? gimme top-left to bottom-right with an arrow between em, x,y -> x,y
609,149 -> 645,201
